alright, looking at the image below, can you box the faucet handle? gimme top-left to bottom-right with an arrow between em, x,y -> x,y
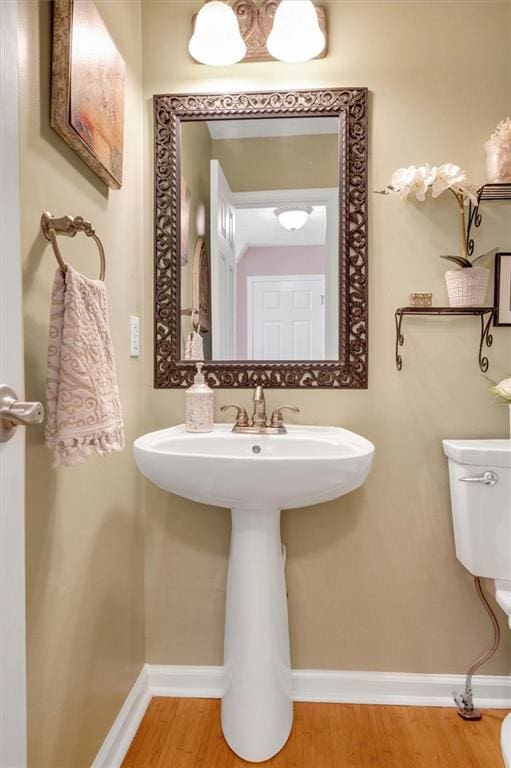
270,405 -> 300,428
220,404 -> 250,428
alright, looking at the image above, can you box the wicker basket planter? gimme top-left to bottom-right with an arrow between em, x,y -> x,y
445,267 -> 490,307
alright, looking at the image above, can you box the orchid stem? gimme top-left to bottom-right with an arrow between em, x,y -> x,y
449,188 -> 469,262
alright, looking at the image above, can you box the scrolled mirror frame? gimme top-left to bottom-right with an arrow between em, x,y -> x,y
154,87 -> 368,388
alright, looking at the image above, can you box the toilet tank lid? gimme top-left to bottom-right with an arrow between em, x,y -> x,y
443,439 -> 511,467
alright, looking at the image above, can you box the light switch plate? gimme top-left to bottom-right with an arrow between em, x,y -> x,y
130,315 -> 140,358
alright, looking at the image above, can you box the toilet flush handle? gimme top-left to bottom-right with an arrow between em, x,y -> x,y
459,471 -> 499,486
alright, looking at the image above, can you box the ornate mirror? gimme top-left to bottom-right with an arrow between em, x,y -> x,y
154,88 -> 368,388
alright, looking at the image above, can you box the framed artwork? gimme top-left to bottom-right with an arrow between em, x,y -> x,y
180,177 -> 192,265
192,236 -> 210,333
51,0 -> 125,189
494,252 -> 511,326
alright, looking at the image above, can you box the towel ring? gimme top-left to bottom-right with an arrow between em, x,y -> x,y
40,211 -> 106,280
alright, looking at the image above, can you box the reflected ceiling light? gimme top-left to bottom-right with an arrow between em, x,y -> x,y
267,0 -> 325,63
189,1 -> 246,66
275,206 -> 313,231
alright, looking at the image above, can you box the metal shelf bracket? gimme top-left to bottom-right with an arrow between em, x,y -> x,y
394,307 -> 496,373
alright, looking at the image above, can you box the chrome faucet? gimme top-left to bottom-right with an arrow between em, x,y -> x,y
220,386 -> 299,434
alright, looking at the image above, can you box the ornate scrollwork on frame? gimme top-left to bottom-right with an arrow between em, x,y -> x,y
154,88 -> 368,389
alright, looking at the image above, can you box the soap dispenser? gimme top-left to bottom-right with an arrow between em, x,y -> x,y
185,362 -> 214,433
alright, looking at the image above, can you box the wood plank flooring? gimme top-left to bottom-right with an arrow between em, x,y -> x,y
122,698 -> 507,767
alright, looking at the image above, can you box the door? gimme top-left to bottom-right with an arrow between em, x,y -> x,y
1,3 -> 43,764
210,160 -> 236,359
247,275 -> 325,360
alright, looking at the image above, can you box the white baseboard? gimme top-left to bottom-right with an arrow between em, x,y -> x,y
91,666 -> 151,768
92,664 -> 511,766
147,664 -> 227,699
146,664 -> 511,709
291,669 -> 511,708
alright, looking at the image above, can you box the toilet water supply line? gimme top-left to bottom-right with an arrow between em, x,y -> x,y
453,576 -> 501,720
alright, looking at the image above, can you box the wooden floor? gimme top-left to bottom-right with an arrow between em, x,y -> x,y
122,698 -> 507,767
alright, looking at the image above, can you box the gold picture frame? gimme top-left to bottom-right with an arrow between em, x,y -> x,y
192,236 -> 210,334
50,0 -> 125,189
494,252 -> 511,327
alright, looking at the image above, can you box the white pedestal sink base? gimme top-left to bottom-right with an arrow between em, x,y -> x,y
222,508 -> 293,762
133,425 -> 375,761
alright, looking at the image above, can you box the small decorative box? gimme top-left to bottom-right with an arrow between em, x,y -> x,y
409,292 -> 433,307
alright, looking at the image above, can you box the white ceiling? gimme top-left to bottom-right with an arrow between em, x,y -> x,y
207,117 -> 339,140
235,205 -> 326,262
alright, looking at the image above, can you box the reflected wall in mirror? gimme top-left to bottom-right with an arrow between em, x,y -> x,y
179,117 -> 339,362
154,89 -> 368,388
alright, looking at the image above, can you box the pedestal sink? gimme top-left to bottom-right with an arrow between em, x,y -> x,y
134,424 -> 374,762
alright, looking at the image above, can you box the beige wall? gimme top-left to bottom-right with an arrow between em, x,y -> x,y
142,0 -> 511,674
212,133 -> 339,190
19,2 -> 145,766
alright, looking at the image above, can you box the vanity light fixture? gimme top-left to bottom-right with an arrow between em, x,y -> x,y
274,206 -> 313,231
267,0 -> 326,63
188,0 -> 246,66
190,0 -> 327,65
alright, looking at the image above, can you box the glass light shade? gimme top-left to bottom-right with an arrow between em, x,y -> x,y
189,1 -> 246,66
275,206 -> 312,231
267,0 -> 325,63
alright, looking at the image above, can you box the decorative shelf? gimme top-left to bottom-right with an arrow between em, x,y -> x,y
466,183 -> 511,257
394,306 -> 496,373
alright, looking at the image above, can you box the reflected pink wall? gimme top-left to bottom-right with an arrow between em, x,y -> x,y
236,245 -> 326,358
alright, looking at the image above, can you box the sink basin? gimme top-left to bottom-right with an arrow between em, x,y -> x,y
134,424 -> 374,510
134,423 -> 375,762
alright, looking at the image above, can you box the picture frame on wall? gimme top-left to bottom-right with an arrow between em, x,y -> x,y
180,176 -> 192,266
192,236 -> 210,333
50,0 -> 125,189
494,252 -> 511,326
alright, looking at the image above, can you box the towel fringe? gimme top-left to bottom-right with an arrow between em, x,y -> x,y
48,426 -> 125,468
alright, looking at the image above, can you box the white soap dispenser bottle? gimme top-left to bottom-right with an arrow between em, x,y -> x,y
185,362 -> 214,433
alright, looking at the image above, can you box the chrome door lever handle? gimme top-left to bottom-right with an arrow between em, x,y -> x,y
459,471 -> 498,486
0,385 -> 44,442
1,400 -> 44,425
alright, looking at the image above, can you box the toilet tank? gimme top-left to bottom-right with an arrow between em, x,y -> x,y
443,439 -> 511,579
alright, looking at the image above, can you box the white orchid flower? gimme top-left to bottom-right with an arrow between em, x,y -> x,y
409,165 -> 435,201
431,163 -> 466,198
390,166 -> 417,197
379,161 -> 479,263
494,376 -> 511,402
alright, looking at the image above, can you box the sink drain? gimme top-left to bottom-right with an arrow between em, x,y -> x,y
252,445 -> 261,454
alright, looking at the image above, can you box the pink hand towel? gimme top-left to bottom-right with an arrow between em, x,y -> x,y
45,266 -> 125,467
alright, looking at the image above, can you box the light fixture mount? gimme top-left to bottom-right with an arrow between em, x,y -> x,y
192,0 -> 327,64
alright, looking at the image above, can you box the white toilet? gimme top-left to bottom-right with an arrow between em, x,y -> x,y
443,438 -> 511,767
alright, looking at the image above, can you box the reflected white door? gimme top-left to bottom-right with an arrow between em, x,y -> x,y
247,275 -> 325,360
211,160 -> 236,359
1,1 -> 27,765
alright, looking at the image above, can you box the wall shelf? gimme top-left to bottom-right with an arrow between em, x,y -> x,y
466,183 -> 511,257
394,307 -> 496,372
